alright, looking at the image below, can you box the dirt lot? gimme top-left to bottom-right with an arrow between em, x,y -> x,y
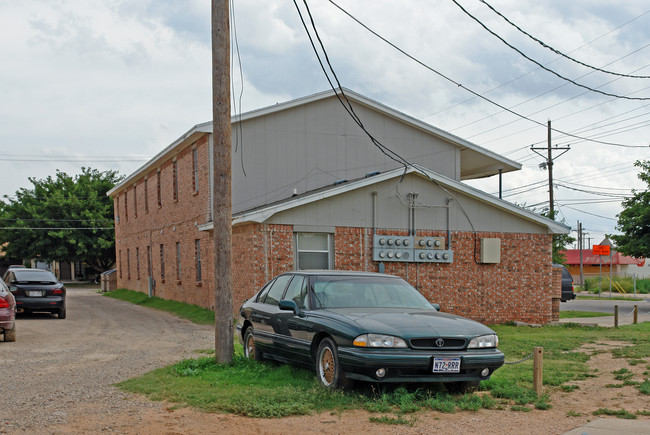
1,288 -> 648,434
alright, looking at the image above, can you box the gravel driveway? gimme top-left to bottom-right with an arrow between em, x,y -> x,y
0,287 -> 213,433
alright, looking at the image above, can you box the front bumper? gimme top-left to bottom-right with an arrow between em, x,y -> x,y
15,296 -> 65,312
338,346 -> 505,383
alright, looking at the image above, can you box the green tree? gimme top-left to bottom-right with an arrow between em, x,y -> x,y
611,160 -> 650,258
0,168 -> 123,273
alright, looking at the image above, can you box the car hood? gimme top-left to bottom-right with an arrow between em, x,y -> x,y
324,308 -> 494,338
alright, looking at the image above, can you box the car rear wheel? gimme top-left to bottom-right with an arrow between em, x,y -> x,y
4,324 -> 16,342
444,380 -> 480,394
57,307 -> 66,319
243,328 -> 262,361
316,337 -> 347,389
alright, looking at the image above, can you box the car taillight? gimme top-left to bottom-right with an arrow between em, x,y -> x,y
52,288 -> 63,295
0,297 -> 10,308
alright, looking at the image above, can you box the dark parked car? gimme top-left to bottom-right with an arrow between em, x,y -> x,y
237,271 -> 504,392
553,264 -> 576,302
2,269 -> 66,319
0,278 -> 16,342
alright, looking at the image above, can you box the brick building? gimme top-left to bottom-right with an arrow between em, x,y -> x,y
108,89 -> 569,324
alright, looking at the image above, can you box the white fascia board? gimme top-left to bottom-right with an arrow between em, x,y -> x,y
107,121 -> 212,197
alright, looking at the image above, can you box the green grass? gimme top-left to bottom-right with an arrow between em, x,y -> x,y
593,408 -> 637,419
103,288 -> 215,325
110,293 -> 650,422
560,311 -> 614,319
576,295 -> 644,301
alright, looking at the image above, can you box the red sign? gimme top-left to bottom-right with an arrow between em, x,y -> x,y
592,245 -> 610,256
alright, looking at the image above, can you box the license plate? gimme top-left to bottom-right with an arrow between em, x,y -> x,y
28,291 -> 42,297
433,357 -> 461,373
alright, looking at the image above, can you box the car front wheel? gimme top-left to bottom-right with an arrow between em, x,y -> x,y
316,337 -> 347,389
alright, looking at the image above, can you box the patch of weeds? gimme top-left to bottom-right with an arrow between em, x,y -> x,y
628,358 -> 645,366
636,410 -> 650,416
559,385 -> 579,392
424,394 -> 457,414
486,381 -> 538,405
534,395 -> 552,410
566,410 -> 582,417
638,379 -> 650,395
364,398 -> 391,413
612,368 -> 634,381
456,394 -> 497,411
511,405 -> 531,412
593,408 -> 637,419
368,415 -> 416,426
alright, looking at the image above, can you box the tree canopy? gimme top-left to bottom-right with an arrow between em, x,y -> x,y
611,160 -> 650,258
0,168 -> 123,272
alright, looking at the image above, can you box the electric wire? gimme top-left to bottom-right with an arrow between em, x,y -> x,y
326,0 -> 649,148
450,0 -> 650,101
230,0 -> 247,176
478,0 -> 650,79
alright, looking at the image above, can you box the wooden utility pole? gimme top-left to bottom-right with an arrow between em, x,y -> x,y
212,0 -> 233,363
530,121 -> 570,218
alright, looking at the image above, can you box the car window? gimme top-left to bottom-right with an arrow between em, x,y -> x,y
13,270 -> 58,283
282,276 -> 309,310
261,275 -> 292,306
255,279 -> 275,303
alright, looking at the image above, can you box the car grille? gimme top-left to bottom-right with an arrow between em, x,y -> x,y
409,338 -> 467,350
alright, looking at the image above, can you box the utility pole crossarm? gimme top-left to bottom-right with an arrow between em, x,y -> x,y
530,120 -> 570,217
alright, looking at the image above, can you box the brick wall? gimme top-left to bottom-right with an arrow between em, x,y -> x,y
113,135 -> 559,325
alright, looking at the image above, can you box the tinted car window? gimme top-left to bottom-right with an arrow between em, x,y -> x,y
12,270 -> 58,283
261,275 -> 292,306
282,276 -> 309,309
256,279 -> 275,302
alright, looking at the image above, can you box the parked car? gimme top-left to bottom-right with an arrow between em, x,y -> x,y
2,268 -> 66,319
553,264 -> 576,302
237,270 -> 504,392
0,278 -> 16,341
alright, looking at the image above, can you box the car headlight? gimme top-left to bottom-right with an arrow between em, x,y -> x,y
353,334 -> 407,348
468,334 -> 498,349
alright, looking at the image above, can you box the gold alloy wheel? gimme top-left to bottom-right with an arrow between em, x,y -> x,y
320,347 -> 334,385
246,333 -> 255,358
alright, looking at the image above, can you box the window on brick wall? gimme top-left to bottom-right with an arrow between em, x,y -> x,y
119,250 -> 122,279
136,247 -> 140,280
147,245 -> 152,278
160,244 -> 165,280
172,159 -> 178,201
127,248 -> 131,279
192,147 -> 199,193
295,233 -> 333,270
176,242 -> 181,281
124,190 -> 128,221
144,177 -> 149,213
157,169 -> 162,207
195,239 -> 202,282
133,183 -> 138,218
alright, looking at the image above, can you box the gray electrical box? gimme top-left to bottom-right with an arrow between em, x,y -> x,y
480,238 -> 501,263
373,235 -> 452,263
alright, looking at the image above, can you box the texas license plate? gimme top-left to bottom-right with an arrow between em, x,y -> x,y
433,357 -> 461,373
28,291 -> 42,297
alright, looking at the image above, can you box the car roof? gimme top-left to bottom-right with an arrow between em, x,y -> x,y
281,270 -> 401,279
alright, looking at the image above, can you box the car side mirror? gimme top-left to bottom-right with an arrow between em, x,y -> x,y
432,303 -> 440,311
279,299 -> 302,316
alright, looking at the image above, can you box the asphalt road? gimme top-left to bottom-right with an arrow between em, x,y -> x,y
561,295 -> 650,315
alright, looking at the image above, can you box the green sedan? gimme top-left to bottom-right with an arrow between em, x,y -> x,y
237,271 -> 504,392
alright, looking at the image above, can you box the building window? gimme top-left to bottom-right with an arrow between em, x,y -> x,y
160,244 -> 165,280
144,177 -> 149,213
133,183 -> 138,218
118,250 -> 122,279
136,247 -> 140,280
295,233 -> 333,270
157,169 -> 162,207
172,159 -> 178,201
147,245 -> 152,277
195,239 -> 202,282
192,147 -> 199,193
124,190 -> 128,221
176,242 -> 181,281
126,249 -> 131,279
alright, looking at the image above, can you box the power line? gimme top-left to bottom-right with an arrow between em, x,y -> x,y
326,0 -> 649,148
478,0 -> 650,79
450,0 -> 650,101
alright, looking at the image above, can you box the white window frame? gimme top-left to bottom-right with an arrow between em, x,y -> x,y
294,232 -> 333,270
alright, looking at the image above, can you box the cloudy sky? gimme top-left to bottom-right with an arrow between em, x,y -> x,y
1,0 -> 649,247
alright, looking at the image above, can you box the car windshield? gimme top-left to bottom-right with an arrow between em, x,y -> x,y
12,270 -> 58,283
311,275 -> 434,310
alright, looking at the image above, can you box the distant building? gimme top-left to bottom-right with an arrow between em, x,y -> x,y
561,249 -> 649,279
